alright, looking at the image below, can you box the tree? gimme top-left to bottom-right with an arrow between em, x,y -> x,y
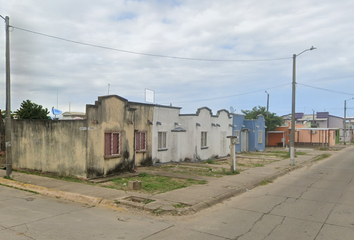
241,106 -> 284,131
0,110 -> 14,119
15,100 -> 51,120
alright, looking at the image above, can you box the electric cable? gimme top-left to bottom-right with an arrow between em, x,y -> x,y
11,25 -> 291,62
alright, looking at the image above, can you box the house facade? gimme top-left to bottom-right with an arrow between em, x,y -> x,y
10,95 -> 266,178
267,123 -> 337,147
231,114 -> 266,152
152,106 -> 233,163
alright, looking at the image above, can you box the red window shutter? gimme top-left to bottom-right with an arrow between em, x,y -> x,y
105,133 -> 111,156
135,132 -> 141,151
112,133 -> 119,155
141,132 -> 146,150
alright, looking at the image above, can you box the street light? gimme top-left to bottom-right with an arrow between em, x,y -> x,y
344,97 -> 354,145
290,46 -> 316,166
265,91 -> 269,118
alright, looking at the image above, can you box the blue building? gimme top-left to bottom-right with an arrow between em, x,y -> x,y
231,114 -> 265,152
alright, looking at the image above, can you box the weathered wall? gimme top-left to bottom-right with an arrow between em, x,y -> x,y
11,119 -> 88,178
85,96 -> 154,177
128,102 -> 154,166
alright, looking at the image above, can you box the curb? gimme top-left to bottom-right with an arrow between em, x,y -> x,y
0,178 -> 126,211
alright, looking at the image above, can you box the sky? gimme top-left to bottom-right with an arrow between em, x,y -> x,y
1,0 -> 354,119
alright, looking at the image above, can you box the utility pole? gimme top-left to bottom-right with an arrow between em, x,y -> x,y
265,91 -> 269,118
312,109 -> 315,127
290,54 -> 296,166
3,16 -> 12,177
344,97 -> 354,145
290,46 -> 316,166
344,100 -> 347,145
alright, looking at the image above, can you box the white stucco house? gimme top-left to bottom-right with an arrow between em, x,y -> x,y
152,106 -> 233,163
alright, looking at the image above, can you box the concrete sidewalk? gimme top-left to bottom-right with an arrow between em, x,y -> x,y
0,147 -> 346,215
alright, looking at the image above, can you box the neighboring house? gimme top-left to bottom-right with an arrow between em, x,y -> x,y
282,112 -> 348,144
61,112 -> 86,120
289,112 -> 343,128
178,108 -> 233,161
152,106 -> 233,163
268,122 -> 337,147
231,114 -> 266,152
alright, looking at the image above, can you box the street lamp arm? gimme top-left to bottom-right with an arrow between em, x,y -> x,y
296,46 -> 317,57
290,46 -> 316,166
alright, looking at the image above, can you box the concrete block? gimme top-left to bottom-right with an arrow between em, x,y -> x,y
128,181 -> 142,190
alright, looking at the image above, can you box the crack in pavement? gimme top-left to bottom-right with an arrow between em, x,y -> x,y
313,177 -> 353,240
234,197 -> 290,239
140,224 -> 175,240
263,216 -> 286,240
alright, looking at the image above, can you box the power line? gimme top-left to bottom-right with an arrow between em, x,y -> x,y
164,83 -> 290,104
298,83 -> 354,96
11,25 -> 291,62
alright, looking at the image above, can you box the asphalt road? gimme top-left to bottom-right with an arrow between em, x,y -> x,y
1,147 -> 354,239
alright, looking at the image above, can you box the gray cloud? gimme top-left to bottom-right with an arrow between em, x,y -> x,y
1,0 -> 354,117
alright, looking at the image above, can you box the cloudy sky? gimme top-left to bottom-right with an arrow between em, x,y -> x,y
1,0 -> 354,118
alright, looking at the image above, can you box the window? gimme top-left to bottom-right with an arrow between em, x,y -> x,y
105,132 -> 120,156
135,131 -> 147,151
158,132 -> 167,149
201,131 -> 207,148
258,130 -> 263,143
234,130 -> 240,144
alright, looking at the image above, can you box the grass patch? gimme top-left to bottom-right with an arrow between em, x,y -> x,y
268,151 -> 306,159
221,168 -> 240,175
173,203 -> 189,208
205,159 -> 215,164
314,153 -> 331,161
105,173 -> 207,194
143,199 -> 155,204
3,175 -> 13,180
152,208 -> 165,215
319,147 -> 329,151
260,179 -> 273,186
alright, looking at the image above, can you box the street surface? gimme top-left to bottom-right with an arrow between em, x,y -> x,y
1,147 -> 354,239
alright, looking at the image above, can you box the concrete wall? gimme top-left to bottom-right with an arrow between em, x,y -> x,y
11,119 -> 88,178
